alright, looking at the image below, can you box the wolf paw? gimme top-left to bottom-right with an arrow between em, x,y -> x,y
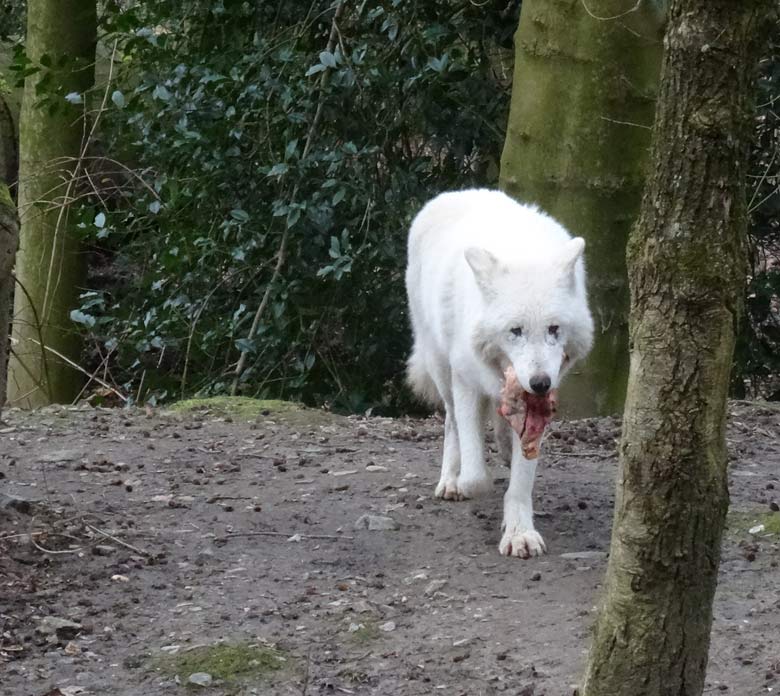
434,478 -> 460,500
498,526 -> 546,558
434,472 -> 492,501
456,471 -> 493,499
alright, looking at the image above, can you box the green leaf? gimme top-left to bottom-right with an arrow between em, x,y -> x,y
94,212 -> 106,228
153,84 -> 172,101
287,206 -> 301,228
70,310 -> 96,328
427,55 -> 449,73
305,63 -> 327,77
111,90 -> 126,108
230,208 -> 250,222
285,139 -> 298,160
267,163 -> 289,177
272,201 -> 288,217
319,51 -> 337,68
64,92 -> 83,104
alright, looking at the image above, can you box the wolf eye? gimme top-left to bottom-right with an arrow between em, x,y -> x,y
548,325 -> 560,337
510,327 -> 523,337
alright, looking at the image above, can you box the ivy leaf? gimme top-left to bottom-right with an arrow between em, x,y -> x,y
70,310 -> 96,328
305,63 -> 327,77
235,337 -> 257,354
153,84 -> 172,101
427,55 -> 449,73
287,207 -> 301,228
319,50 -> 337,68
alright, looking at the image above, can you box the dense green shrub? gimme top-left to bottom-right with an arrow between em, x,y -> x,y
734,34 -> 780,399
7,2 -> 777,408
76,0 -> 517,411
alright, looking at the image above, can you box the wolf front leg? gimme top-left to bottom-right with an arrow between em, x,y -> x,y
499,434 -> 546,558
493,408 -> 513,466
434,408 -> 461,499
448,377 -> 492,500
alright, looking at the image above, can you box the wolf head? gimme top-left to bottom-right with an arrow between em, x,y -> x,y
465,237 -> 594,396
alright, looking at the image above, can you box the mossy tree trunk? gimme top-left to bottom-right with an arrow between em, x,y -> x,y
499,0 -> 665,417
0,184 -> 18,416
6,0 -> 96,408
580,2 -> 774,694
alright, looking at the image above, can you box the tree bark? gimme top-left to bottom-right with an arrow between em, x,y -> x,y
6,0 -> 96,408
580,2 -> 774,695
499,0 -> 665,417
0,95 -> 17,187
0,184 -> 18,415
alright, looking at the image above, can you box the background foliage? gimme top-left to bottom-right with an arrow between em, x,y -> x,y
71,0 -> 518,412
3,2 -> 780,409
735,33 -> 780,399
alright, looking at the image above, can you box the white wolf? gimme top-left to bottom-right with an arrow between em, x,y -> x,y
405,189 -> 593,558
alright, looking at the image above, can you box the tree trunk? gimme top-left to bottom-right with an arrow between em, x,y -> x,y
0,95 -> 17,187
0,184 -> 18,416
499,0 -> 665,417
580,2 -> 774,695
6,0 -> 96,408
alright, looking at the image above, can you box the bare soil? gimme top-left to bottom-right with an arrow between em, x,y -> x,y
1,399 -> 779,696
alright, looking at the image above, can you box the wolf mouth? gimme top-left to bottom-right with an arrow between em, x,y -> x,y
498,367 -> 558,459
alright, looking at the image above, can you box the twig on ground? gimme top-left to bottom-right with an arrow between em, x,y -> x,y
28,523 -> 83,555
301,646 -> 312,696
550,450 -> 615,459
225,530 -> 353,541
85,523 -> 152,557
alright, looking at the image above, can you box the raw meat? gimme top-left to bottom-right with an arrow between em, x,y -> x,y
497,367 -> 557,459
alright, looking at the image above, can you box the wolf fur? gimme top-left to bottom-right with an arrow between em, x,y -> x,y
405,189 -> 593,557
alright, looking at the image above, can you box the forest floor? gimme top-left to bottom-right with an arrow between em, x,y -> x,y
1,397 -> 779,696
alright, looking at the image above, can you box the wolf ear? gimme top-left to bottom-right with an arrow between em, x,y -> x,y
465,247 -> 500,295
559,237 -> 585,277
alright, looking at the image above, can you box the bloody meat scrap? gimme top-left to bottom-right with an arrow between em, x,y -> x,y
497,367 -> 557,460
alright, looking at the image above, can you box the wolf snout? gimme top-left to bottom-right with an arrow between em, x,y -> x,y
529,374 -> 551,395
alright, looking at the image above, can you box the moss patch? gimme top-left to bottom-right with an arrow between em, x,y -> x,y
348,620 -> 380,644
166,396 -> 343,427
167,397 -> 301,419
727,509 -> 780,537
157,642 -> 287,684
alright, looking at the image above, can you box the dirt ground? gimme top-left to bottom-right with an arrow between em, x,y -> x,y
1,398 -> 779,696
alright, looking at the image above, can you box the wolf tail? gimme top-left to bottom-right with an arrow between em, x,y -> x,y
406,349 -> 442,407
